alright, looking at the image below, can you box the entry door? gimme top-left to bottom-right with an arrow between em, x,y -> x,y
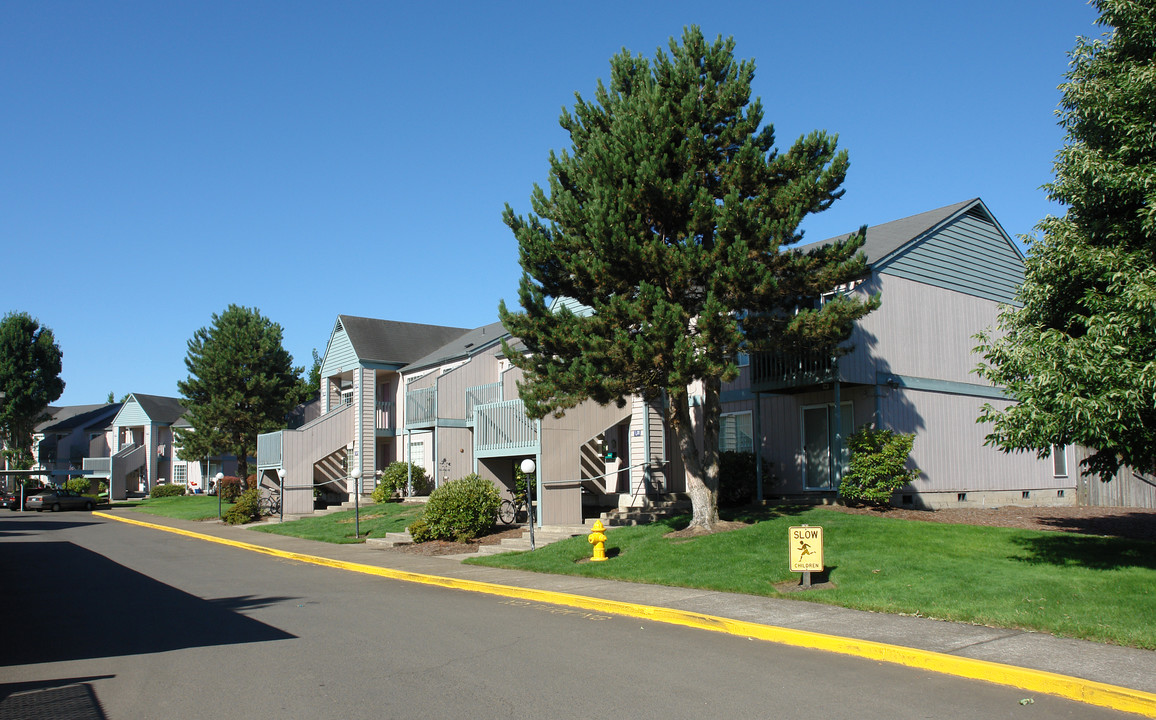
802,403 -> 853,490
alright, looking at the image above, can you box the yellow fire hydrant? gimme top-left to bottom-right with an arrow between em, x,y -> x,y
588,520 -> 608,562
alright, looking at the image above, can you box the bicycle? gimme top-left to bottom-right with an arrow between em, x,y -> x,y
258,488 -> 282,516
498,495 -> 527,525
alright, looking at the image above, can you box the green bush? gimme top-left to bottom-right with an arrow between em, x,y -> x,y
410,473 -> 500,542
718,451 -> 757,506
150,484 -> 186,498
407,515 -> 432,543
224,488 -> 261,524
65,477 -> 93,494
219,476 -> 242,502
839,425 -> 920,506
371,461 -> 430,502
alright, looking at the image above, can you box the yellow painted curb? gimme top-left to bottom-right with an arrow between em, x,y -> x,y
93,511 -> 1156,718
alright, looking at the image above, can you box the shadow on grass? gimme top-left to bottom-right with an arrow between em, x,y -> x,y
1035,511 -> 1156,542
658,504 -> 813,532
1010,533 -> 1156,571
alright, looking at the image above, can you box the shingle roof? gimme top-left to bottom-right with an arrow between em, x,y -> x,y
337,315 -> 472,366
131,394 -> 188,425
801,198 -> 981,265
36,404 -> 121,434
402,321 -> 509,372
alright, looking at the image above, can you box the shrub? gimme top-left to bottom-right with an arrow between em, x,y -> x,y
372,461 -> 430,502
718,451 -> 757,506
411,473 -> 500,542
150,484 -> 186,498
65,477 -> 93,494
839,425 -> 920,506
246,474 -> 258,490
219,476 -> 242,502
407,515 -> 432,543
223,488 -> 261,524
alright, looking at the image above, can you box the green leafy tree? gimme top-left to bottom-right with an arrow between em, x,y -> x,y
500,28 -> 877,531
975,1 -> 1156,480
0,312 -> 64,469
304,348 -> 322,401
176,305 -> 306,479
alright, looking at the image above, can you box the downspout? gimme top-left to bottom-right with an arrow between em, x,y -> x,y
642,399 -> 652,496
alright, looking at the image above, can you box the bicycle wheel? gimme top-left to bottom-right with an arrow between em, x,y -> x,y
498,499 -> 516,524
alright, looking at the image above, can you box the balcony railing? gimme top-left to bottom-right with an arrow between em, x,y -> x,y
376,400 -> 395,430
465,382 -> 502,422
750,350 -> 838,391
405,387 -> 437,426
257,431 -> 283,468
475,399 -> 537,454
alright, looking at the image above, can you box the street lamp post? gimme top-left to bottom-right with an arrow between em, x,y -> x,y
277,468 -> 286,523
351,467 -> 362,539
520,458 -> 536,551
215,471 -> 225,519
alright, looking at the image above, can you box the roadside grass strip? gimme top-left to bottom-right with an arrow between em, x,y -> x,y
92,510 -> 1156,718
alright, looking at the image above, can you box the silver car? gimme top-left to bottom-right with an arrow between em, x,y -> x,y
26,489 -> 95,512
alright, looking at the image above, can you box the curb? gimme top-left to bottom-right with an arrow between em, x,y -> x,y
92,511 -> 1156,718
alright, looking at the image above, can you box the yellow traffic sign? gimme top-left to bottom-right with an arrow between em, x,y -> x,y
788,525 -> 824,572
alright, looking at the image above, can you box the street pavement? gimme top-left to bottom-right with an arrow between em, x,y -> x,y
82,506 -> 1156,706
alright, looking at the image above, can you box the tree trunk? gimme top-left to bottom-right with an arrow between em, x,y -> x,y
669,380 -> 721,531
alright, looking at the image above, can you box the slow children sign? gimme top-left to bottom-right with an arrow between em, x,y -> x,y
788,525 -> 824,572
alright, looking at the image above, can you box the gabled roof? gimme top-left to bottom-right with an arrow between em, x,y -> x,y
129,394 -> 188,425
334,315 -> 472,366
801,198 -> 1025,304
36,403 -> 122,434
402,321 -> 509,373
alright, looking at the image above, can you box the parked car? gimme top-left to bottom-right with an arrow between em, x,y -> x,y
25,489 -> 96,512
2,486 -> 48,511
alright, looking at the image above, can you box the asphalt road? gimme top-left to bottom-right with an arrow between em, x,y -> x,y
0,512 -> 1138,719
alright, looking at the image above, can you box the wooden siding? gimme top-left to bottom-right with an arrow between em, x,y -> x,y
877,209 -> 1023,305
355,366 -> 375,488
280,404 -> 355,514
1075,448 -> 1156,508
627,396 -> 668,496
838,274 -> 1008,386
438,426 -> 474,483
320,324 -> 358,377
113,398 -> 151,427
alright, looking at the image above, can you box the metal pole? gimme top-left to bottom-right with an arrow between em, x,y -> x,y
351,467 -> 362,539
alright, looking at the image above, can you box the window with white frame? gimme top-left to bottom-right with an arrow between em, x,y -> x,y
172,464 -> 188,484
720,412 -> 753,453
410,442 -> 425,469
1052,444 -> 1068,477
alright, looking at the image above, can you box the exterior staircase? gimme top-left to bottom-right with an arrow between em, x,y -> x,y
599,493 -> 690,526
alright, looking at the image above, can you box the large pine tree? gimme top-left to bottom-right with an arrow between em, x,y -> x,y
976,1 -> 1156,480
177,305 -> 305,480
500,28 -> 877,531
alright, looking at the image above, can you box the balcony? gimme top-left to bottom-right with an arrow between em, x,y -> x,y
465,382 -> 502,423
750,350 -> 838,393
475,399 -> 537,457
405,387 -> 437,427
376,400 -> 396,432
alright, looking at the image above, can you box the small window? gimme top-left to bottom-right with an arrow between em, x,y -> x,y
1058,489 -> 1066,498
736,352 -> 749,368
1052,445 -> 1068,477
1022,490 -> 1030,500
957,492 -> 967,502
172,464 -> 188,484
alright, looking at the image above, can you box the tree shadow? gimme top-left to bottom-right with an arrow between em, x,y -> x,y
1034,512 -> 1156,543
0,517 -> 103,537
1009,534 -> 1156,571
0,542 -> 297,666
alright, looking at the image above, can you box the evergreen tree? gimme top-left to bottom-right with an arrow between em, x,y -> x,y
176,305 -> 306,479
500,28 -> 876,531
0,312 -> 64,469
976,1 -> 1156,480
304,348 -> 322,402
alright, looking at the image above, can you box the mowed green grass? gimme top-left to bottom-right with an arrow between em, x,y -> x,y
123,495 -> 231,521
251,502 -> 424,544
467,506 -> 1156,649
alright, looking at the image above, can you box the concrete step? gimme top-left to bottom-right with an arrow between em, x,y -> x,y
365,530 -> 413,548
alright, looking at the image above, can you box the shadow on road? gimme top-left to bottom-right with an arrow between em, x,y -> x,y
0,676 -> 115,720
0,541 -> 297,666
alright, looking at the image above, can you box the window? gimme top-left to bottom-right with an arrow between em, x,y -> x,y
720,412 -> 753,453
172,464 -> 188,484
340,389 -> 354,406
410,442 -> 425,469
1052,444 -> 1068,477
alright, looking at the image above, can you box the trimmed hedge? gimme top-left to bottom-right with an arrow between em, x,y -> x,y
150,484 -> 186,498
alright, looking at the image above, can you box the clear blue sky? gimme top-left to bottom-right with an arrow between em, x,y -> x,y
1,1 -> 1101,406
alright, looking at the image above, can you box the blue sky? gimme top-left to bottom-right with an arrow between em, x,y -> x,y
1,1 -> 1101,406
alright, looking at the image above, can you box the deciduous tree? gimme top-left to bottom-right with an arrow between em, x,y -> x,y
976,1 -> 1156,480
500,27 -> 876,531
177,305 -> 306,479
0,312 -> 64,469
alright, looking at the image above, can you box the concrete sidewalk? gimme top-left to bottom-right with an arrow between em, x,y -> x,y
94,508 -> 1156,714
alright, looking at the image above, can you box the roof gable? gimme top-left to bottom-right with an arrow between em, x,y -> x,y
115,393 -> 187,427
807,198 -> 1025,305
321,315 -> 473,375
402,321 -> 509,373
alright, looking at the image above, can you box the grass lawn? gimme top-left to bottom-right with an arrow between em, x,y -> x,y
251,502 -> 424,544
467,506 -> 1156,649
122,495 -> 233,521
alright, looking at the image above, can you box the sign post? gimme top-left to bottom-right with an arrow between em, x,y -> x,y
788,525 -> 824,588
